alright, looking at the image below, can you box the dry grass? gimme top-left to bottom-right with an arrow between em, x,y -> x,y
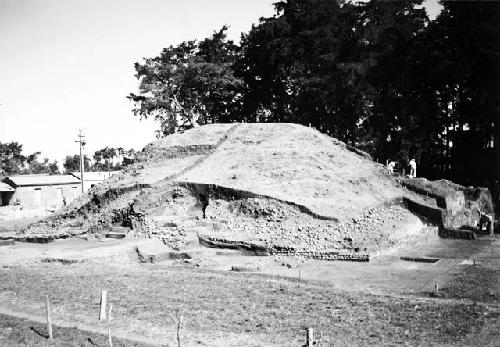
0,313 -> 150,347
0,263 -> 495,346
439,265 -> 500,303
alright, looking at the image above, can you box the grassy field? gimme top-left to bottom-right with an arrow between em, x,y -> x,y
0,313 -> 152,347
0,262 -> 498,346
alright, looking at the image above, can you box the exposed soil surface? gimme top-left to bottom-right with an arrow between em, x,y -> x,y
20,123 -> 432,258
176,123 -> 400,219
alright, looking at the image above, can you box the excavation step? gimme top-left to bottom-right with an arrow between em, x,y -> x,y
0,239 -> 15,246
169,248 -> 248,259
230,264 -> 261,272
400,256 -> 440,263
438,228 -> 477,240
22,236 -> 56,244
41,258 -> 84,265
105,232 -> 127,239
110,226 -> 131,233
198,234 -> 370,261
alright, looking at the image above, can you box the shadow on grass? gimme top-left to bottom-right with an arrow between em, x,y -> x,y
30,326 -> 49,339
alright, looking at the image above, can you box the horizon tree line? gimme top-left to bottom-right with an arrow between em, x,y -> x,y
0,141 -> 137,176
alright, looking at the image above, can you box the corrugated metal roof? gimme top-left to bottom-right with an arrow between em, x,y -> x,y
0,182 -> 15,191
7,174 -> 81,186
71,171 -> 117,181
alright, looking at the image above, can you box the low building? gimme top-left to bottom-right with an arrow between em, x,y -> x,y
71,171 -> 117,192
0,181 -> 15,206
2,175 -> 81,209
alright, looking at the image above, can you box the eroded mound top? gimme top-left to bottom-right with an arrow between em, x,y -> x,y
66,122 -> 401,221
173,123 -> 400,219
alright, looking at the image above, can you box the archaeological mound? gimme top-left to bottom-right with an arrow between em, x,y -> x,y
22,123 -> 492,258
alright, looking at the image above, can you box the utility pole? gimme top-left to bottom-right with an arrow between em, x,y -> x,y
75,130 -> 86,194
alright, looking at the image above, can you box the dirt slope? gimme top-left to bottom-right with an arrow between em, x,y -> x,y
22,123 -> 424,254
177,123 -> 400,219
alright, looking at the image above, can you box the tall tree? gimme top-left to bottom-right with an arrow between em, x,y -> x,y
63,154 -> 90,174
359,0 -> 428,162
0,142 -> 26,174
237,0 -> 373,144
25,153 -> 59,174
128,26 -> 244,136
422,1 -> 500,188
93,147 -> 118,171
127,0 -> 499,204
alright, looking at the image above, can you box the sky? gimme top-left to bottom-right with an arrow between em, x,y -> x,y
0,0 -> 442,167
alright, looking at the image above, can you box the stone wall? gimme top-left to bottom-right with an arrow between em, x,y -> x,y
198,235 -> 370,262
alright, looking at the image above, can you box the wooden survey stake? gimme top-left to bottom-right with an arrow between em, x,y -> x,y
99,290 -> 107,321
306,328 -> 314,347
45,295 -> 53,339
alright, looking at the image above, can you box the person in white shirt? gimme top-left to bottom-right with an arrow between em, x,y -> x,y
409,158 -> 417,178
387,160 -> 396,174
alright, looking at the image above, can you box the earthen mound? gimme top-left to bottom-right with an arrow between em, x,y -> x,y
22,123 -> 490,255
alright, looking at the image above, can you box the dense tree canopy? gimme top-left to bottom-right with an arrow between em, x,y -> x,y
0,142 -> 59,175
237,0 -> 372,143
0,142 -> 26,175
93,146 -> 117,171
25,152 -> 59,175
128,26 -> 244,136
63,154 -> 90,174
129,0 -> 499,202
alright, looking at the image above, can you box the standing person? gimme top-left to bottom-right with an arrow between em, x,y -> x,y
387,160 -> 395,174
409,158 -> 417,178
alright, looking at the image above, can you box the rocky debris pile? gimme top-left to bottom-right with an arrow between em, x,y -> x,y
138,219 -> 191,249
199,199 -> 423,254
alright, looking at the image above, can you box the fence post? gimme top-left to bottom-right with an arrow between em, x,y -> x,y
45,295 -> 53,339
99,290 -> 107,321
306,328 -> 314,347
176,309 -> 183,347
108,304 -> 113,347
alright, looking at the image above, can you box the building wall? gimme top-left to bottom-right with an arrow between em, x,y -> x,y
9,184 -> 81,209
